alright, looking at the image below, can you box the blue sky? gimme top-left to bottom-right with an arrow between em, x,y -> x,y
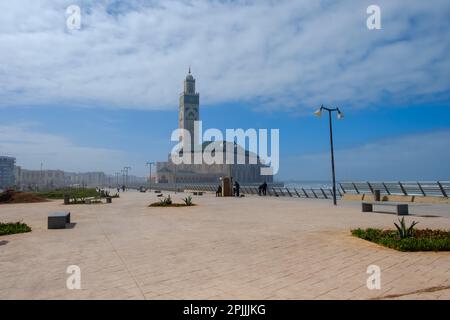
0,0 -> 449,181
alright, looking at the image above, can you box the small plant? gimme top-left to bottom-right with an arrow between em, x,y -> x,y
149,194 -> 196,207
0,220 -> 32,236
394,217 -> 419,239
183,196 -> 193,206
159,195 -> 172,206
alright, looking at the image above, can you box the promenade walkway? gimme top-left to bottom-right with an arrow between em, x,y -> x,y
0,191 -> 449,299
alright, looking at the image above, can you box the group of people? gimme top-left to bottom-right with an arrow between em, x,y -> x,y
116,185 -> 126,193
215,180 -> 241,197
215,180 -> 268,197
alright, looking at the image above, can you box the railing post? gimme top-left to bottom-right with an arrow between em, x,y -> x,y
352,182 -> 359,194
382,182 -> 391,195
311,189 -> 318,198
398,181 -> 407,196
285,188 -> 292,197
320,188 -> 328,199
329,189 -> 335,199
302,188 -> 309,198
293,188 -> 301,197
437,181 -> 448,198
339,183 -> 346,193
417,182 -> 426,196
367,182 -> 374,194
272,188 -> 278,196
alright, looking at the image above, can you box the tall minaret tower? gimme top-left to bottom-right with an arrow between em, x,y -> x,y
179,68 -> 200,150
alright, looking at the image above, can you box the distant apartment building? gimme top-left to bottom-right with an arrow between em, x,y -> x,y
126,175 -> 147,186
15,167 -> 67,190
0,156 -> 16,189
65,172 -> 106,187
6,157 -> 146,190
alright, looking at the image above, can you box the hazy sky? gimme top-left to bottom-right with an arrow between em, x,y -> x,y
0,0 -> 449,180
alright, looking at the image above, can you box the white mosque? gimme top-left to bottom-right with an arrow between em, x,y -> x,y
155,70 -> 273,185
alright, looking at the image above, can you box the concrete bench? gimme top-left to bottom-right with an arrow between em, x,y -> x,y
48,212 -> 71,229
362,202 -> 409,215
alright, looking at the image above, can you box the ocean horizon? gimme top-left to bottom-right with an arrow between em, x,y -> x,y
282,181 -> 333,189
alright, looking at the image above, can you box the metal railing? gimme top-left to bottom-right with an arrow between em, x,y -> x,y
184,184 -> 339,200
152,181 -> 450,200
339,181 -> 450,198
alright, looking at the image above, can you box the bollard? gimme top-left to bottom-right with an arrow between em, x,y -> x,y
64,194 -> 70,205
106,197 -> 112,204
374,190 -> 381,202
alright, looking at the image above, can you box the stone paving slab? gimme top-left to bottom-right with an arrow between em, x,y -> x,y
0,191 -> 449,299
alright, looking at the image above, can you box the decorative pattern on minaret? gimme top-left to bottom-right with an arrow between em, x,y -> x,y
179,68 -> 200,149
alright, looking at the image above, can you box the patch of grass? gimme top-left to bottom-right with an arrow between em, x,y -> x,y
351,228 -> 450,252
38,188 -> 100,199
0,221 -> 32,236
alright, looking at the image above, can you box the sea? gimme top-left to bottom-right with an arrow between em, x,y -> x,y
282,180 -> 334,189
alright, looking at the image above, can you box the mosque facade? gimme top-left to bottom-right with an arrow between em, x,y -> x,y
155,70 -> 273,185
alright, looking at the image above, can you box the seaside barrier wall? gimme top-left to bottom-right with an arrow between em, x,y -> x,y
182,184 -> 340,200
340,181 -> 449,204
342,194 -> 450,204
153,181 -> 449,204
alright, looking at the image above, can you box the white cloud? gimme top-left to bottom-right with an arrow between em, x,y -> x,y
279,130 -> 450,181
0,0 -> 449,111
0,123 -> 126,173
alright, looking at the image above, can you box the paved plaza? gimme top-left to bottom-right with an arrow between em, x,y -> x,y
0,191 -> 449,300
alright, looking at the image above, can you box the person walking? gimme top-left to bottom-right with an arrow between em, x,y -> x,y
216,185 -> 222,197
234,181 -> 240,197
262,181 -> 267,196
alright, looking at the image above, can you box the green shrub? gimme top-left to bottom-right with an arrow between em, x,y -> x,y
161,195 -> 172,206
351,228 -> 450,252
183,196 -> 193,206
0,221 -> 32,236
149,195 -> 173,207
148,195 -> 196,208
394,217 -> 419,239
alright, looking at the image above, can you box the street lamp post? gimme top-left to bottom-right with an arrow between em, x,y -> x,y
115,172 -> 120,186
146,162 -> 154,191
123,166 -> 131,189
174,164 -> 177,193
314,105 -> 344,206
